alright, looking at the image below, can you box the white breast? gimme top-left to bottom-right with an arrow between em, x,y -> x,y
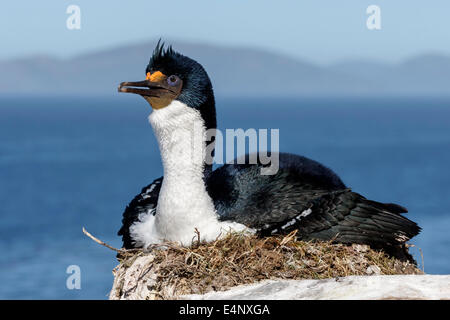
130,100 -> 251,247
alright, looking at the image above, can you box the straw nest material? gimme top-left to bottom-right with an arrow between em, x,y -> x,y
109,231 -> 422,300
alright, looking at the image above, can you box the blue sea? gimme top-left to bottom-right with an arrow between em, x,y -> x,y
0,95 -> 449,299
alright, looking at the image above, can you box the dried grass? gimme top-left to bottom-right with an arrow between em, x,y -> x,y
114,231 -> 422,299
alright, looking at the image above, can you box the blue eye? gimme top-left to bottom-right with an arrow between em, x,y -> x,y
167,75 -> 180,86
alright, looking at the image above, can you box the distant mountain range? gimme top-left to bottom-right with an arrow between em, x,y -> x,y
1,39 -> 450,96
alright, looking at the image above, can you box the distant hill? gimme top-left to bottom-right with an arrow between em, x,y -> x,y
1,40 -> 450,96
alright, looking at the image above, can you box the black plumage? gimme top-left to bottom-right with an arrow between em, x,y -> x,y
118,177 -> 162,249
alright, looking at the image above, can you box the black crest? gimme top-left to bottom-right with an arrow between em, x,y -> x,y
147,39 -> 179,71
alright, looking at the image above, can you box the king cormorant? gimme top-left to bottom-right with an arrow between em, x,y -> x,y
117,41 -> 420,261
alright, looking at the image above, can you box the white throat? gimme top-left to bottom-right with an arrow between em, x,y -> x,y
130,100 -> 248,247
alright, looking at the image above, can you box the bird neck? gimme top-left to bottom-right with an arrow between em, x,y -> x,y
148,100 -> 219,242
177,87 -> 217,177
149,100 -> 214,182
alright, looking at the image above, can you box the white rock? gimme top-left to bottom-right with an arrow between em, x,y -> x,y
109,254 -> 159,300
183,275 -> 450,300
366,265 -> 381,275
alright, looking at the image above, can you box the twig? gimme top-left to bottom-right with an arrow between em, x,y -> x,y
407,244 -> 425,273
82,227 -> 130,254
279,230 -> 298,247
191,228 -> 201,248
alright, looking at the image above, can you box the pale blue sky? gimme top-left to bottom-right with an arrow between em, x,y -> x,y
0,0 -> 449,64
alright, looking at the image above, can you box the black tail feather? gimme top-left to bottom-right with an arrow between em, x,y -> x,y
295,190 -> 421,262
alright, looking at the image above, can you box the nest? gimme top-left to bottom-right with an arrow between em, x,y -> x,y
108,231 -> 422,300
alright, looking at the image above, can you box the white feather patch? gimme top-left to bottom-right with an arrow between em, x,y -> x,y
130,100 -> 252,247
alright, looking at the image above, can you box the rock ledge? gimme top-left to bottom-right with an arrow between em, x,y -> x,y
184,275 -> 450,300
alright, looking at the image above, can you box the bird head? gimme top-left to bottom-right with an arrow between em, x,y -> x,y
118,41 -> 216,131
